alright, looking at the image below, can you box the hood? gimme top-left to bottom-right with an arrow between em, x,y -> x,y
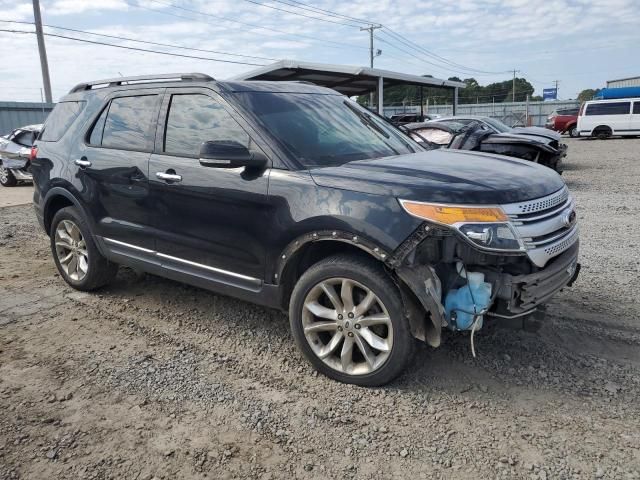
309,149 -> 565,205
483,132 -> 557,152
510,126 -> 562,143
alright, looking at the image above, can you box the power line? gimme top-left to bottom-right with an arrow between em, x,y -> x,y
140,0 -> 367,50
380,28 -> 511,75
264,0 -> 511,75
238,0 -> 361,27
2,20 -> 278,61
374,35 -> 477,77
0,28 -> 268,66
270,0 -> 370,25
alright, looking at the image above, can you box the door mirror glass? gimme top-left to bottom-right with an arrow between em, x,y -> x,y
199,140 -> 266,169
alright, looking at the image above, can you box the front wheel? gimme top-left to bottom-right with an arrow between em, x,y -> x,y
289,254 -> 413,386
568,126 -> 578,138
0,165 -> 17,187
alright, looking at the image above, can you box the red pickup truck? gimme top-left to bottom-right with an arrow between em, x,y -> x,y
545,107 -> 579,137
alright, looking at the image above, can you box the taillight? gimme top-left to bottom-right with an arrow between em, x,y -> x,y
29,146 -> 38,161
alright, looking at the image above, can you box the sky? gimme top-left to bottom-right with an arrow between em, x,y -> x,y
0,0 -> 639,103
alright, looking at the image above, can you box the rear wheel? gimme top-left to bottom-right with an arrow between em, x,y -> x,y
50,206 -> 118,291
593,126 -> 612,140
0,165 -> 17,187
289,254 -> 413,386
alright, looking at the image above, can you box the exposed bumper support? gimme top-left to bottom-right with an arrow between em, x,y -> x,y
492,243 -> 580,314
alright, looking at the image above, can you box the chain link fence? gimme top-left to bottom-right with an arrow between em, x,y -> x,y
384,100 -> 580,127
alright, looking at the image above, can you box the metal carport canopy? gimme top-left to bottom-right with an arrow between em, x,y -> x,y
230,60 -> 465,114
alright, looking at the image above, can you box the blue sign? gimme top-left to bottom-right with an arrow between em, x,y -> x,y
543,88 -> 557,100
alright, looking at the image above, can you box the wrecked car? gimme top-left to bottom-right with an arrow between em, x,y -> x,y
389,113 -> 439,126
0,124 -> 41,186
32,74 -> 580,386
405,120 -> 566,172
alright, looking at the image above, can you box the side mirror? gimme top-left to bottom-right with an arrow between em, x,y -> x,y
199,140 -> 267,169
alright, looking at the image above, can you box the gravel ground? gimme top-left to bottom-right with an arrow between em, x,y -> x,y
1,137 -> 639,480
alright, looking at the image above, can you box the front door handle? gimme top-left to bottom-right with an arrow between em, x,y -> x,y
156,171 -> 182,182
74,158 -> 92,168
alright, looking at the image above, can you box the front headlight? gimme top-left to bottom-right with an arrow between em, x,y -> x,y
399,199 -> 525,252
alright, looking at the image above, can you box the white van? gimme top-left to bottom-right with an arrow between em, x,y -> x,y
577,98 -> 640,139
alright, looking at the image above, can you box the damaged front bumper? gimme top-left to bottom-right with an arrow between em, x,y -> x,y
489,243 -> 579,315
388,224 -> 580,347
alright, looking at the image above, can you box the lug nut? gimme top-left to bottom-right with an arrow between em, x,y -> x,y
348,332 -> 354,337
354,324 -> 361,330
338,326 -> 343,332
338,314 -> 343,320
348,313 -> 354,319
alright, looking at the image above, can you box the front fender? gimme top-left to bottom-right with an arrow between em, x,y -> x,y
273,229 -> 390,284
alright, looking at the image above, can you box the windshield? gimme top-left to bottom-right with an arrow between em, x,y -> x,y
233,92 -> 420,168
482,117 -> 511,133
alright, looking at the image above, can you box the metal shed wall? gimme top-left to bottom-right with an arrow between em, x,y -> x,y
606,77 -> 640,88
0,102 -> 54,135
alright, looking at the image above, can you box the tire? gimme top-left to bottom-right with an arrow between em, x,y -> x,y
289,254 -> 414,386
594,127 -> 612,140
50,206 -> 118,291
568,126 -> 578,138
0,165 -> 17,187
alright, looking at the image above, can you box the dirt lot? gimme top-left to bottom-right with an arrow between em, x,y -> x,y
1,137 -> 639,480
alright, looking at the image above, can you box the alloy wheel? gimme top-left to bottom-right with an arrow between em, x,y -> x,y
302,277 -> 393,375
0,166 -> 8,184
54,219 -> 89,281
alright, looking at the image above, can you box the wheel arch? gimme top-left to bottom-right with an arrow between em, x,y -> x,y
593,124 -> 613,134
275,230 -> 390,310
275,228 -> 445,348
43,187 -> 96,238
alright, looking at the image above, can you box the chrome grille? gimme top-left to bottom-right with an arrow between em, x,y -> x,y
502,186 -> 578,267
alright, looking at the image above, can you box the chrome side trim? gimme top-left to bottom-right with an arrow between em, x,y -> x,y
156,252 -> 260,283
104,237 -> 154,253
103,237 -> 261,284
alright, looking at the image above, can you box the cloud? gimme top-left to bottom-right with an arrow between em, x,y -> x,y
0,0 -> 638,102
46,0 -> 129,15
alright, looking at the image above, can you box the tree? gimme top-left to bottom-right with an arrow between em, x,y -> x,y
577,88 -> 600,103
356,75 -> 536,107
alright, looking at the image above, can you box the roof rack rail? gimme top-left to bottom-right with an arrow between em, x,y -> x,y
68,73 -> 214,94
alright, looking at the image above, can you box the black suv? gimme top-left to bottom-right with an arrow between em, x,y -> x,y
32,73 -> 580,386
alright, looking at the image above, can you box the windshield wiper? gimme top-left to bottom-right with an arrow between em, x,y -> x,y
343,101 -> 390,139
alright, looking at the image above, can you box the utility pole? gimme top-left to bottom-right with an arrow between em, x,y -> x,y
32,0 -> 52,103
512,69 -> 519,103
361,24 -> 382,109
553,79 -> 560,100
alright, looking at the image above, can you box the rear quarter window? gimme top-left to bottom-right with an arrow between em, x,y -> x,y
585,102 -> 631,116
634,102 -> 640,114
39,101 -> 86,142
87,95 -> 159,151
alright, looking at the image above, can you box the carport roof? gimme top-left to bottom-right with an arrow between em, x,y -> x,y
230,60 -> 465,96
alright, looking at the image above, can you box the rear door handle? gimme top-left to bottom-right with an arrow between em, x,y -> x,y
156,171 -> 182,182
74,158 -> 92,168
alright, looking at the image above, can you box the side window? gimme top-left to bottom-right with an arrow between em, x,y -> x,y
164,94 -> 250,157
99,95 -> 158,151
39,101 -> 85,142
586,102 -> 631,116
88,106 -> 109,146
634,103 -> 640,115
